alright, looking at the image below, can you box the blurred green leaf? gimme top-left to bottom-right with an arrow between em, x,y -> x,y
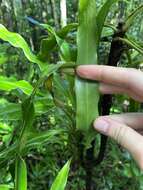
124,4 -> 143,31
0,54 -> 8,65
96,0 -> 119,45
50,160 -> 71,190
0,185 -> 12,190
0,122 -> 12,134
26,129 -> 66,150
38,23 -> 78,62
15,157 -> 27,190
18,97 -> 35,152
41,24 -> 71,62
101,27 -> 114,38
0,97 -> 54,121
118,37 -> 143,54
0,122 -> 13,146
0,76 -> 33,95
0,128 -> 65,168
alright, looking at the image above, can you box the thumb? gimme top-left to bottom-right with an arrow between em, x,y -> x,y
94,117 -> 143,170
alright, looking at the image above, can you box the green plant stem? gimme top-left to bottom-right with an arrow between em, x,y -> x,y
117,37 -> 143,54
124,4 -> 143,31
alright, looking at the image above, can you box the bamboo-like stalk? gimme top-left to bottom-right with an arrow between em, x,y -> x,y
60,0 -> 67,27
50,0 -> 59,29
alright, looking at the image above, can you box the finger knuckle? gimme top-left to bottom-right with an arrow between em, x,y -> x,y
128,68 -> 137,73
125,68 -> 137,90
113,125 -> 127,146
98,67 -> 104,81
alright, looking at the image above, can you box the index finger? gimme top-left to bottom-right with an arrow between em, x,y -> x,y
76,65 -> 143,94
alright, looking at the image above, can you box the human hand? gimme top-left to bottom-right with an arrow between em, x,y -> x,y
77,65 -> 143,170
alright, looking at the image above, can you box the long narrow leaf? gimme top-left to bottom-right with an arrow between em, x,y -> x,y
96,0 -> 119,45
118,37 -> 143,54
124,4 -> 143,31
50,160 -> 71,190
76,0 -> 99,137
0,129 -> 64,168
15,157 -> 27,190
26,129 -> 66,150
18,97 -> 35,152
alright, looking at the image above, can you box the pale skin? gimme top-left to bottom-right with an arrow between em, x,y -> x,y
76,65 -> 143,170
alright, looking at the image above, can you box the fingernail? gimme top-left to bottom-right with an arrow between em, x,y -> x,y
94,118 -> 109,134
76,66 -> 87,76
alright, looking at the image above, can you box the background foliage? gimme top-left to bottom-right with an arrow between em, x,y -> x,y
0,0 -> 143,189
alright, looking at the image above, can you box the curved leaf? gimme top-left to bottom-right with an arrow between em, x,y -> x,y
0,24 -> 45,71
0,76 -> 33,95
124,4 -> 143,31
40,24 -> 71,62
118,37 -> 143,54
38,23 -> 78,62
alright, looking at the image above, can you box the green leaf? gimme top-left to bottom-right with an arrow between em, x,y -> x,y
104,23 -> 117,32
76,0 -> 99,134
18,97 -> 35,152
0,185 -> 12,190
53,73 -> 75,109
50,160 -> 71,190
0,63 -> 63,98
15,157 -> 27,190
38,23 -> 78,62
118,37 -> 143,55
0,76 -> 33,95
124,4 -> 143,31
0,24 -> 46,71
0,122 -> 13,146
54,74 -> 71,99
0,122 -> 12,134
0,129 -> 64,168
58,23 -> 78,37
0,143 -> 17,168
21,97 -> 35,131
0,101 -> 21,121
0,54 -> 8,65
25,129 -> 66,150
40,24 -> 72,62
0,97 -> 54,121
96,0 -> 119,45
101,27 -> 114,38
43,63 -> 64,77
